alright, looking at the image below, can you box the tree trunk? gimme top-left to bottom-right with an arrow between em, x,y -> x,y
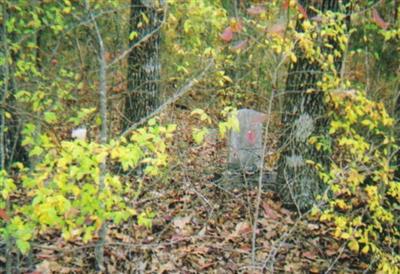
277,0 -> 349,211
124,0 -> 162,128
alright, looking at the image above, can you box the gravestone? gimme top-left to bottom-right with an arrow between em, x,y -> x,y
228,109 -> 266,173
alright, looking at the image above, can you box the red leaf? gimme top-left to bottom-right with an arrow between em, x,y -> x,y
0,209 -> 10,221
220,26 -> 233,42
372,8 -> 389,29
282,0 -> 290,10
231,39 -> 247,51
297,3 -> 308,19
230,21 -> 243,32
247,6 -> 266,16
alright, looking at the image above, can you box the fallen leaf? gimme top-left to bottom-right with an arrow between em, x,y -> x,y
35,260 -> 51,274
262,202 -> 280,220
235,221 -> 252,235
199,261 -> 214,270
307,223 -> 319,230
303,251 -> 317,260
326,248 -> 337,256
173,216 -> 191,230
159,262 -> 175,273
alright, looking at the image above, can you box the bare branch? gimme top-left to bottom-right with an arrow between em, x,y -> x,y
120,60 -> 214,138
107,4 -> 168,68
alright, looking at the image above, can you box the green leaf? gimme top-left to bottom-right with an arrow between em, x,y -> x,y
16,239 -> 30,254
193,127 -> 208,144
44,112 -> 57,124
129,31 -> 138,40
29,146 -> 43,157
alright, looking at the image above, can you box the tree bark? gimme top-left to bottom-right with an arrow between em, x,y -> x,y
124,0 -> 163,128
277,0 -> 349,211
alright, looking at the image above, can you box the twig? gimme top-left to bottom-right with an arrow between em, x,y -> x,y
324,240 -> 348,274
85,0 -> 108,271
251,89 -> 275,265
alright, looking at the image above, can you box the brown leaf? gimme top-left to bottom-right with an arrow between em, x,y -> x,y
159,262 -> 175,273
0,209 -> 10,221
220,27 -> 234,42
307,223 -> 319,230
372,8 -> 389,29
265,228 -> 278,239
239,244 -> 251,252
199,261 -> 214,270
193,246 -> 210,255
326,248 -> 337,256
280,207 -> 292,216
235,221 -> 252,235
247,6 -> 266,16
35,260 -> 52,274
36,249 -> 56,260
303,251 -> 317,260
173,216 -> 191,230
262,202 -> 280,220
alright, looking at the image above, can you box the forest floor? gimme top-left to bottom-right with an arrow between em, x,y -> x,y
6,109 -> 369,274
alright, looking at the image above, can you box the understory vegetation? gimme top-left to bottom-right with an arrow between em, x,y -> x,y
0,0 -> 399,273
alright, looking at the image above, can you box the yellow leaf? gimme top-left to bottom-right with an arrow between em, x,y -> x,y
341,232 -> 350,239
348,239 -> 359,253
361,245 -> 369,254
290,53 -> 297,63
